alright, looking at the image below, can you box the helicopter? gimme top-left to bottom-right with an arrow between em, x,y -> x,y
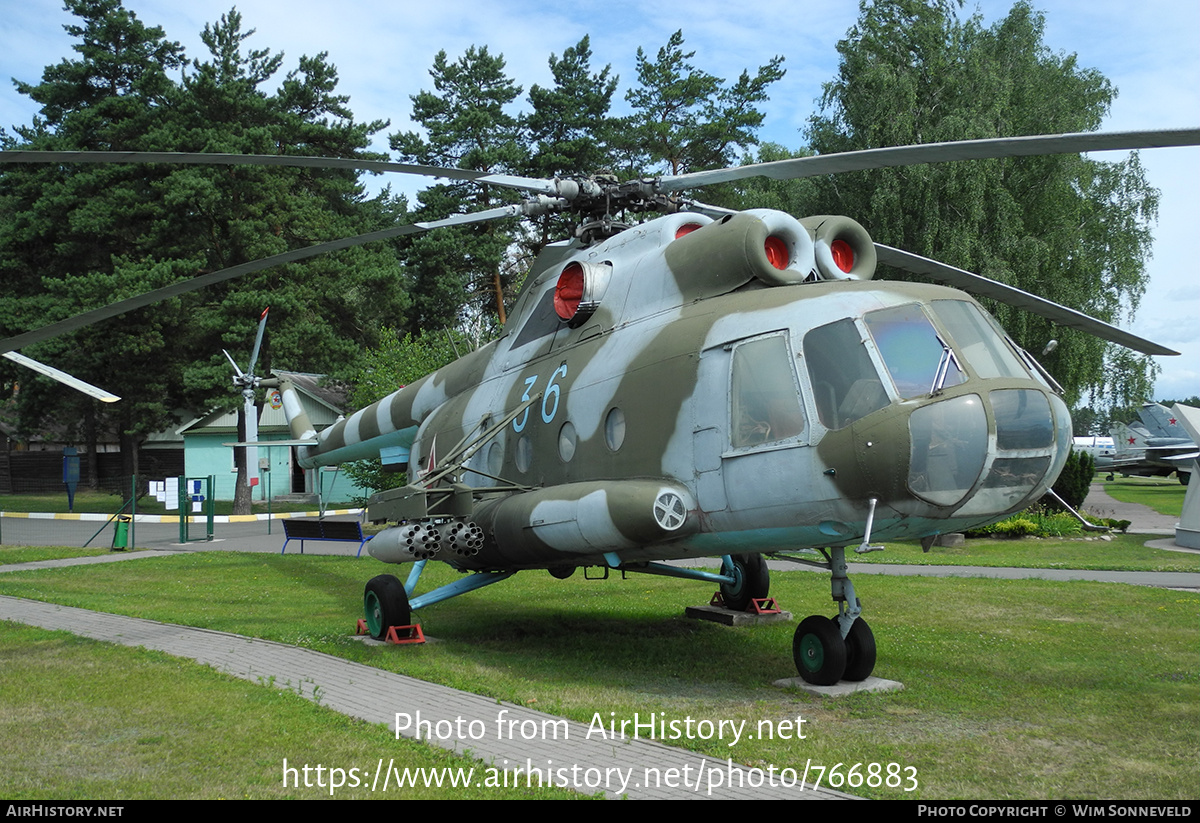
1,126 -> 1196,686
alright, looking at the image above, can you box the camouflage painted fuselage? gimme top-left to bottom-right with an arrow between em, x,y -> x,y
291,210 -> 1072,571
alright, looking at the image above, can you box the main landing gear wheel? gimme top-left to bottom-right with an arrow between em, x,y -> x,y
833,614 -> 877,681
364,574 -> 411,640
793,615 -> 847,686
719,553 -> 769,612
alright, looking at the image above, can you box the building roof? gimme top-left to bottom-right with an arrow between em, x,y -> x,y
177,372 -> 351,437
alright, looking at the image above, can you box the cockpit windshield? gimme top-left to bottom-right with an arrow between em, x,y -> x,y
928,300 -> 1029,380
804,299 -> 1035,431
864,303 -> 965,398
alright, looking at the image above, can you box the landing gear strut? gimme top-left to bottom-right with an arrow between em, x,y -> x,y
362,562 -> 515,640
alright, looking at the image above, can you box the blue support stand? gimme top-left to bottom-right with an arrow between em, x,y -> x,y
407,569 -> 516,611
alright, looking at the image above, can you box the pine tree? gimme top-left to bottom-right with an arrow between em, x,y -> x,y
2,3 -> 407,510
618,30 -> 785,177
0,0 -> 188,480
165,10 -> 405,513
522,36 -> 618,256
390,47 -> 525,329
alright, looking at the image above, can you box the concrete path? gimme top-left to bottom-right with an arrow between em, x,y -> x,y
0,513 -> 347,555
835,563 -> 1200,589
0,549 -> 175,575
0,591 -> 850,801
1083,481 -> 1180,534
670,557 -> 1200,590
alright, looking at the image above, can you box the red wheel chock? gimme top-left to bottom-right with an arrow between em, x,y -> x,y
355,618 -> 425,644
709,591 -> 727,608
385,624 -> 425,645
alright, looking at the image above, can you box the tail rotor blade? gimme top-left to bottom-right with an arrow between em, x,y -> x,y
247,307 -> 269,376
223,349 -> 244,378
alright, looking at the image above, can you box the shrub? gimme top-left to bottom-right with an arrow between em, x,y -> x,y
1043,449 -> 1095,511
965,506 -> 1086,538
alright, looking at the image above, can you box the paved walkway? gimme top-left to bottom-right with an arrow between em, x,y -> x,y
0,549 -> 176,575
674,558 -> 1200,590
0,590 -> 849,800
1083,481 -> 1181,534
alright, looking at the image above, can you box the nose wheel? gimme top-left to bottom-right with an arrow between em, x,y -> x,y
787,542 -> 878,685
793,615 -> 846,685
792,613 -> 876,685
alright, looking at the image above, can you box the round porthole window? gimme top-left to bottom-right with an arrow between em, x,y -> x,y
515,434 -> 532,472
605,407 -> 626,452
558,421 -> 577,462
487,441 -> 503,476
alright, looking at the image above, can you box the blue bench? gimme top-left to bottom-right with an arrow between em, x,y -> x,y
281,518 -> 373,556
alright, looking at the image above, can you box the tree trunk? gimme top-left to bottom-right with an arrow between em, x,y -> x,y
84,402 -> 99,490
232,405 -> 251,515
118,429 -> 141,497
493,270 -> 507,325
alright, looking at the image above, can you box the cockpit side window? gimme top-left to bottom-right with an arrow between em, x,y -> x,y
803,319 -> 889,429
730,334 -> 806,448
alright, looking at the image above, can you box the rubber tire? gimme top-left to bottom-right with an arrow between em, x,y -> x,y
719,554 -> 770,612
364,574 -> 410,640
548,566 -> 576,580
1180,472 -> 1190,486
833,614 -> 877,682
793,615 -> 847,686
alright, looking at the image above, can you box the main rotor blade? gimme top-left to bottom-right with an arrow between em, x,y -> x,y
658,128 -> 1200,191
2,351 -> 121,402
0,204 -> 530,354
0,150 -> 560,195
874,244 -> 1178,357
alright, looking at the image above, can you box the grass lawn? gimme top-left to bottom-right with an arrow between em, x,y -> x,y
1098,477 -> 1187,518
1,551 -> 1196,800
0,623 -> 578,799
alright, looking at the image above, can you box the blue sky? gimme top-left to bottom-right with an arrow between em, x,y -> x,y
2,0 -> 1196,402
